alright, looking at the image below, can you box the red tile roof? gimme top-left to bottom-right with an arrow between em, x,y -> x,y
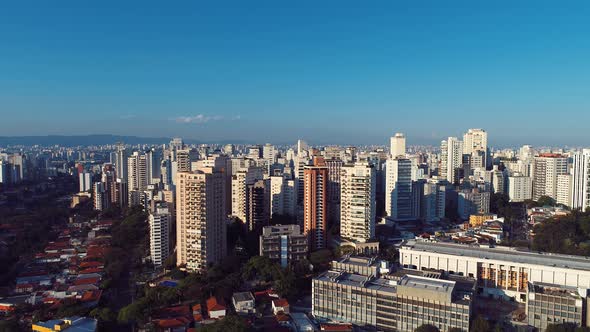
73,277 -> 100,286
272,298 -> 289,308
206,296 -> 226,312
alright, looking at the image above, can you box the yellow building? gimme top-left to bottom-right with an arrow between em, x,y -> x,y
469,213 -> 496,227
32,317 -> 97,332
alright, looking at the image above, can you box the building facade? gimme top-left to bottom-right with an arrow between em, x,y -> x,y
303,162 -> 328,251
259,224 -> 308,268
176,168 -> 227,271
340,162 -> 376,243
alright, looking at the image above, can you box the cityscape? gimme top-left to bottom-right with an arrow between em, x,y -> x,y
2,2 -> 590,332
1,132 -> 590,332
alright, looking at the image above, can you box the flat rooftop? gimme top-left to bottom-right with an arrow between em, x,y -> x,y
336,255 -> 378,267
398,275 -> 455,295
402,240 -> 590,271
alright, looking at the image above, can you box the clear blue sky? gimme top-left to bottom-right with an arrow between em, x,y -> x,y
1,1 -> 589,147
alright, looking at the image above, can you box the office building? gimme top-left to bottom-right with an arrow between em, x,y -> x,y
149,205 -> 170,268
176,168 -> 227,271
340,162 -> 376,243
400,240 -> 590,302
259,224 -> 308,268
313,256 -> 474,332
526,282 -> 585,331
303,160 -> 328,251
385,157 -> 413,221
532,154 -> 568,201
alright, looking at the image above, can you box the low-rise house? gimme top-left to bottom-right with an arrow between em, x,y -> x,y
206,296 -> 226,319
232,292 -> 255,314
272,298 -> 289,315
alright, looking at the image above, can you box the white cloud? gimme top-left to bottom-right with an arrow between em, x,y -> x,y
172,114 -> 241,124
173,114 -> 223,124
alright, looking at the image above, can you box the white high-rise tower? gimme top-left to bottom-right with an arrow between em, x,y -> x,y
390,133 -> 406,158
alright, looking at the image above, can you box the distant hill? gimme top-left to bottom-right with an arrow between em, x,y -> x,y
0,135 -> 177,147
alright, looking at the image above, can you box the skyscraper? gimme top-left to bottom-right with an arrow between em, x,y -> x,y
303,159 -> 328,251
176,168 -> 227,271
385,158 -> 413,221
571,149 -> 590,211
340,162 -> 376,243
390,133 -> 406,158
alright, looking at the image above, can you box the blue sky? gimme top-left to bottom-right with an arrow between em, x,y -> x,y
1,1 -> 589,147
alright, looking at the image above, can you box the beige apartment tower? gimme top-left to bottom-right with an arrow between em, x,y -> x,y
176,168 -> 227,271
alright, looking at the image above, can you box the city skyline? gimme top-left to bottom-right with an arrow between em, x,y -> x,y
1,2 -> 590,146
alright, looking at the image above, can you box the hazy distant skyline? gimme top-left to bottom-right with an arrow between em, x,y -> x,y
1,2 -> 590,147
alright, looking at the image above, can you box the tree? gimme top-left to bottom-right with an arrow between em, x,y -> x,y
334,245 -> 356,258
471,315 -> 490,332
90,307 -> 116,323
200,315 -> 249,332
0,319 -> 19,332
415,324 -> 440,332
538,195 -> 556,207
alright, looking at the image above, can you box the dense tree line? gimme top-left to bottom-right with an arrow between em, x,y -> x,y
532,210 -> 590,256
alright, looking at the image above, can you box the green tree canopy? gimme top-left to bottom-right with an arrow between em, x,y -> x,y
415,324 -> 440,332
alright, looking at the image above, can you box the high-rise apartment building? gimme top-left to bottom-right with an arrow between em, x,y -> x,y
149,204 -> 170,268
571,149 -> 590,211
421,180 -> 446,222
303,160 -> 328,251
176,168 -> 227,271
231,166 -> 264,223
556,174 -> 573,207
440,137 -> 464,183
532,154 -> 568,201
458,188 -> 490,220
259,224 -> 308,268
340,162 -> 376,243
389,133 -> 406,158
507,175 -> 533,202
79,172 -> 92,192
115,144 -> 130,182
325,158 -> 343,227
128,152 -> 148,206
246,179 -> 269,231
385,158 -> 413,221
463,128 -> 488,169
491,166 -> 506,194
